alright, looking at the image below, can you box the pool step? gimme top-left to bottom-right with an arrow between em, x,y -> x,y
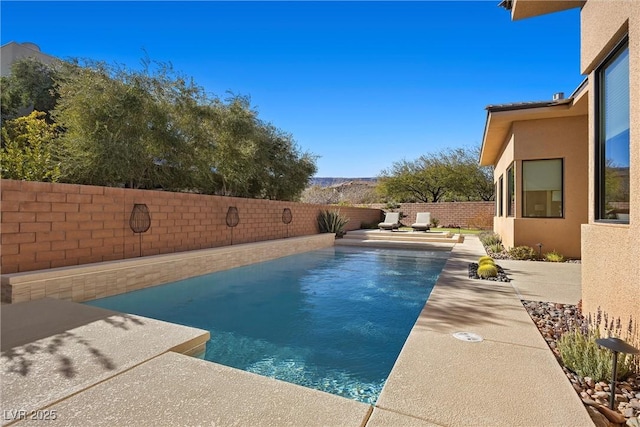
336,230 -> 463,250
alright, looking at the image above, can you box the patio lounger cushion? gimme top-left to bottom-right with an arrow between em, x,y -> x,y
378,212 -> 401,230
411,212 -> 431,231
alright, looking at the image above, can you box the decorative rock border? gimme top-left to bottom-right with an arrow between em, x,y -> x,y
522,300 -> 639,426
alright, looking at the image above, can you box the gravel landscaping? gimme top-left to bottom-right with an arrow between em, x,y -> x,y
523,300 -> 640,427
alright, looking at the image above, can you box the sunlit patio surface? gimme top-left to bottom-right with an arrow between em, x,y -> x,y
1,236 -> 592,426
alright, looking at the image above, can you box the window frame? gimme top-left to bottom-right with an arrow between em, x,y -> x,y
521,158 -> 564,219
507,163 -> 515,217
498,175 -> 504,217
595,36 -> 630,224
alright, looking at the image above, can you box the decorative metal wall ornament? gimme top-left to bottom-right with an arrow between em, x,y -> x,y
129,204 -> 151,257
226,206 -> 240,245
282,208 -> 293,238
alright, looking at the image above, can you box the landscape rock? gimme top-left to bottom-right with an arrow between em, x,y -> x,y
523,300 -> 640,421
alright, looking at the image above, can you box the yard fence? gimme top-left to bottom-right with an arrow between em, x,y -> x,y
0,179 -> 383,274
365,202 -> 495,229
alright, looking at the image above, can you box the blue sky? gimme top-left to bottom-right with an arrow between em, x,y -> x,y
1,1 -> 583,177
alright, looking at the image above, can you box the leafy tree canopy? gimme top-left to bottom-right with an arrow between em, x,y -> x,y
0,57 -> 317,201
378,146 -> 494,203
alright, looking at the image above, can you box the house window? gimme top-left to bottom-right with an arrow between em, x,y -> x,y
507,164 -> 515,217
498,175 -> 504,217
596,39 -> 630,222
522,159 -> 563,218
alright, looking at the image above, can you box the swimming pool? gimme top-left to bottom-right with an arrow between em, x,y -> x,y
86,246 -> 449,403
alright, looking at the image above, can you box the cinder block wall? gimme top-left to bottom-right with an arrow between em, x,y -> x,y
0,179 -> 383,273
367,202 -> 494,229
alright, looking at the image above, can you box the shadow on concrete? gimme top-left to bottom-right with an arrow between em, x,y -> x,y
1,298 -> 145,377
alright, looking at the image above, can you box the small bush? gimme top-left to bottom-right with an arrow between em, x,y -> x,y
545,250 -> 564,262
508,246 -> 537,260
479,232 -> 502,246
431,217 -> 440,228
477,263 -> 498,278
558,309 -> 637,381
488,243 -> 504,254
317,210 -> 349,236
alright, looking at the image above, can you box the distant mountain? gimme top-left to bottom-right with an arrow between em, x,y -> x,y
308,177 -> 377,187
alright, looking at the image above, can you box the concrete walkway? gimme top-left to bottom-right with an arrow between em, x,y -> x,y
1,236 -> 592,426
373,235 -> 592,426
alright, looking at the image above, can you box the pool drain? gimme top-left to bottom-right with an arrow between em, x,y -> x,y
452,332 -> 483,342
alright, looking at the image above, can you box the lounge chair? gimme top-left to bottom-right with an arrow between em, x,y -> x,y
411,212 -> 431,232
378,212 -> 401,231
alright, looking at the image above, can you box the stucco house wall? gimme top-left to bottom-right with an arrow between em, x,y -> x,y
579,0 -> 639,323
490,115 -> 588,259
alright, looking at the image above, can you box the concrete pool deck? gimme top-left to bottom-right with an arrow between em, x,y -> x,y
0,235 -> 592,426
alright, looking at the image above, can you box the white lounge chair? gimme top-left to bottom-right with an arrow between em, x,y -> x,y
411,212 -> 431,232
378,212 -> 401,231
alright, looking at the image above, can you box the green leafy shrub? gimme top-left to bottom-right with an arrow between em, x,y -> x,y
477,263 -> 498,278
558,309 -> 637,381
507,246 -> 537,260
545,250 -> 564,262
317,210 -> 349,236
479,232 -> 502,246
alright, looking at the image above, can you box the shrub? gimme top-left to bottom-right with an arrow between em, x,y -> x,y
545,250 -> 565,263
558,309 -> 637,381
488,243 -> 504,254
317,210 -> 349,236
477,263 -> 498,278
508,246 -> 537,260
431,217 -> 440,228
479,232 -> 502,246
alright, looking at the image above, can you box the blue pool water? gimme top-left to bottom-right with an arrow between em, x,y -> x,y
86,246 -> 449,403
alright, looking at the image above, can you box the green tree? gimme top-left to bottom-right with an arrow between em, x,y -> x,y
378,146 -> 494,203
0,111 -> 61,181
1,58 -> 59,123
51,58 -> 316,200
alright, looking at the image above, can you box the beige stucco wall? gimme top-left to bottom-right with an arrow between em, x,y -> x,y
492,116 -> 588,258
493,134 -> 516,250
580,1 -> 639,324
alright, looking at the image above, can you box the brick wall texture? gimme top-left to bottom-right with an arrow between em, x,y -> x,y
367,202 -> 495,229
0,179 -> 384,274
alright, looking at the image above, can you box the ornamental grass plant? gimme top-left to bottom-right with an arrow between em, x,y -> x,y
558,307 -> 639,381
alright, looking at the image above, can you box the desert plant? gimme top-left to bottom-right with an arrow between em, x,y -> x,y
477,263 -> 498,278
317,210 -> 349,236
545,250 -> 565,263
478,256 -> 495,265
507,245 -> 537,260
479,231 -> 502,246
431,217 -> 440,228
558,309 -> 637,381
488,243 -> 504,254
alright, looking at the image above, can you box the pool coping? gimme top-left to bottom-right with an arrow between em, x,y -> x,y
1,235 -> 593,426
1,234 -> 335,304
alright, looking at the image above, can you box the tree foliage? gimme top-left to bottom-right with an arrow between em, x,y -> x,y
1,58 -> 59,123
0,111 -> 61,181
378,147 -> 494,203
39,58 -> 317,200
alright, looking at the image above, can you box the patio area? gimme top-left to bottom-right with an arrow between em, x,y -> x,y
0,235 -> 592,426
